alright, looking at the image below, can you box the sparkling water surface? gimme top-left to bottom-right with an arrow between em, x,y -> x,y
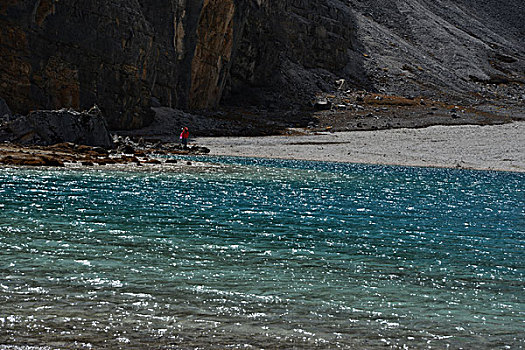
0,158 -> 524,349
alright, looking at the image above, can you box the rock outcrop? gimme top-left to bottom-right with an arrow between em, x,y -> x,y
0,0 -> 363,129
0,0 -> 523,130
0,107 -> 113,148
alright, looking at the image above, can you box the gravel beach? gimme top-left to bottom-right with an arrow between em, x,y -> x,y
196,122 -> 525,172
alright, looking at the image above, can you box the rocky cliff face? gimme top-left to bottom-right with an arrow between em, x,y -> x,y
1,0 -> 523,130
1,0 -> 196,129
0,0 -> 362,129
225,0 -> 367,107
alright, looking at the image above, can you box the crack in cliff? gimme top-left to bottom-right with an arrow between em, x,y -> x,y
189,0 -> 235,110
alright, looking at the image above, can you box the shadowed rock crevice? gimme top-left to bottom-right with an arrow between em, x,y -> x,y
189,0 -> 235,110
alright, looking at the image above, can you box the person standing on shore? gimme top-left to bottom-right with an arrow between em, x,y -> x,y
180,127 -> 189,148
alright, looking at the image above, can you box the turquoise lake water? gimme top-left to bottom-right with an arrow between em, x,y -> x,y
0,158 -> 524,349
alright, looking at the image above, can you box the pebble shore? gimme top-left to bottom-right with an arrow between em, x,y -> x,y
196,122 -> 525,173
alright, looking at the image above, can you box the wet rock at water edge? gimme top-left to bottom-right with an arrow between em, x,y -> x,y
190,145 -> 210,154
1,154 -> 65,167
143,159 -> 162,164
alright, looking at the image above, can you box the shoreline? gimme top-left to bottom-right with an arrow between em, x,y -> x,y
2,122 -> 524,174
195,122 -> 525,173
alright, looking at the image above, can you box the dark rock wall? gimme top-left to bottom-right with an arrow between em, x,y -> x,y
1,0 -> 161,129
0,0 -> 362,129
225,0 -> 365,107
1,0 -> 523,129
0,0 -> 206,129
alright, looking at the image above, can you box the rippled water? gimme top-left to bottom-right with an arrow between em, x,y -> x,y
1,158 -> 524,349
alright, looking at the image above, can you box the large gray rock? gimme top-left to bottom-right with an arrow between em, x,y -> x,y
0,107 -> 113,148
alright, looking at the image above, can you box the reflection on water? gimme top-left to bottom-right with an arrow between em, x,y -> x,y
0,158 -> 524,348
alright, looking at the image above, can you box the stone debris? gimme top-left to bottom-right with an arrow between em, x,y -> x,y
0,139 -> 210,168
313,99 -> 332,111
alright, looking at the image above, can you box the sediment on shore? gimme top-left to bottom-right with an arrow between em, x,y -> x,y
196,122 -> 525,173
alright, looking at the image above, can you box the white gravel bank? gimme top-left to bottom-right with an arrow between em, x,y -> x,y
196,122 -> 525,172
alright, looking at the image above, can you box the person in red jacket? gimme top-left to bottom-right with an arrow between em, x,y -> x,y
180,127 -> 189,148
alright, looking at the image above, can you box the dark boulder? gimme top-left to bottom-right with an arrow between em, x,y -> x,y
190,145 -> 210,154
143,159 -> 161,164
0,107 -> 113,148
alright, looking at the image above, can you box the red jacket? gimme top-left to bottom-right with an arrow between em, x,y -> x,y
180,129 -> 189,139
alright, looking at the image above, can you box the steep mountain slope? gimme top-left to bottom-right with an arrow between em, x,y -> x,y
0,0 -> 523,130
347,0 -> 524,99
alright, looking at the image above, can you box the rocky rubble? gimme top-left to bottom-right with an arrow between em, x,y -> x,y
0,139 -> 210,168
112,134 -> 210,156
0,98 -> 210,168
307,89 -> 519,132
